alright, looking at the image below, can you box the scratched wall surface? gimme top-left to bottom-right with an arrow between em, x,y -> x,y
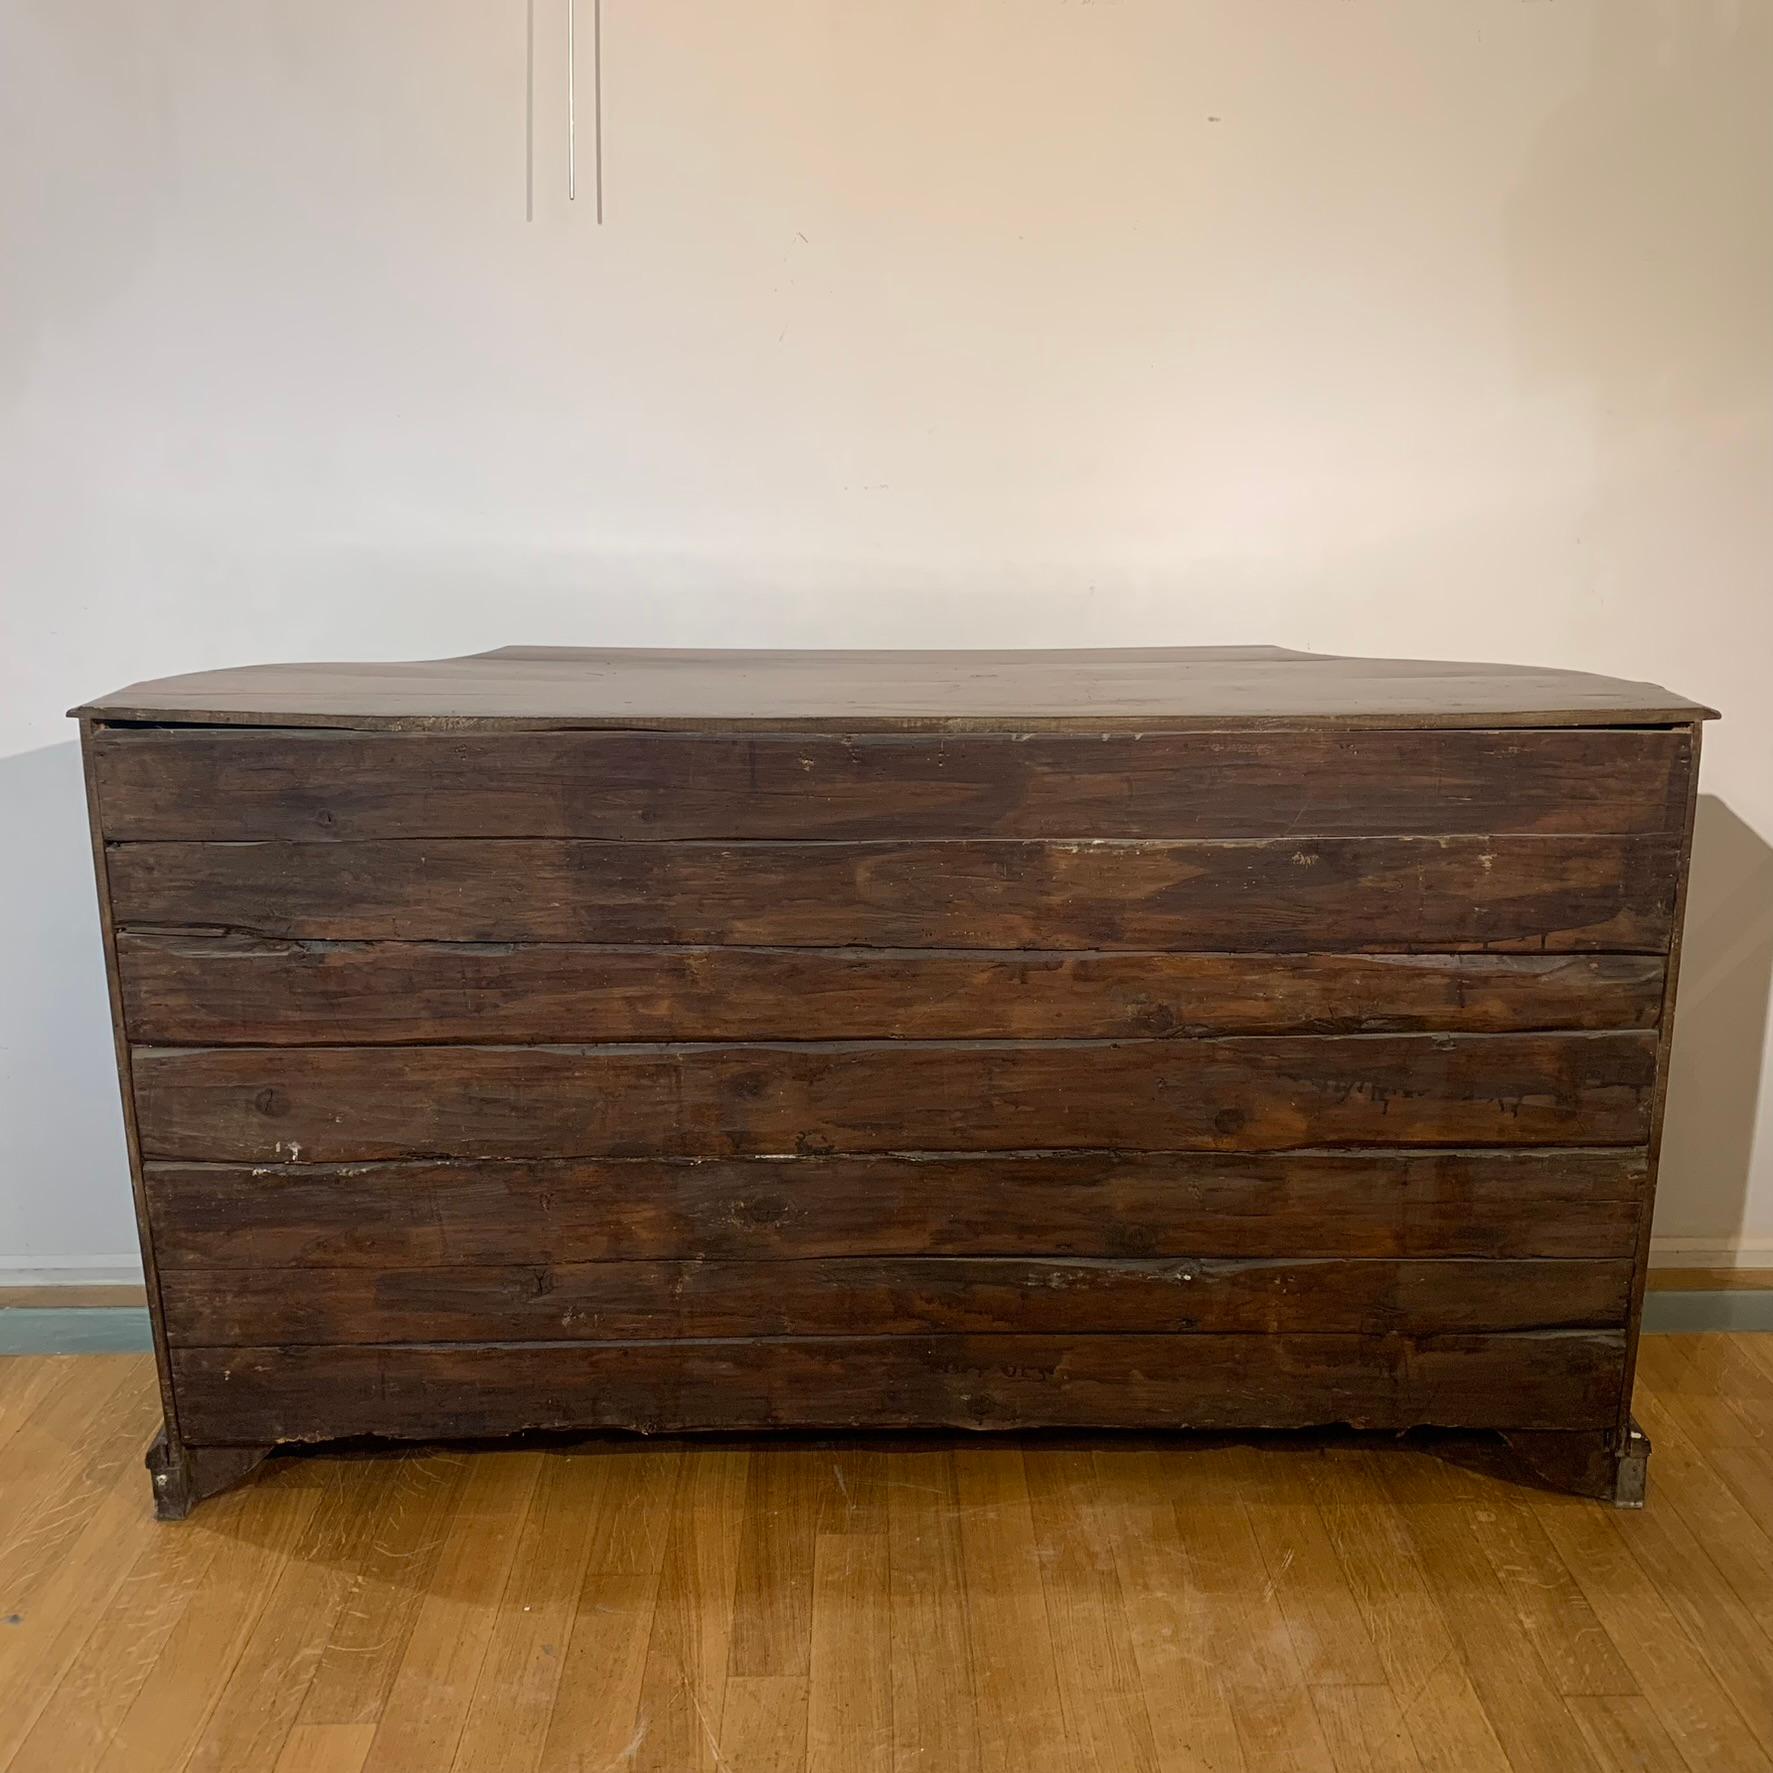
0,0 -> 1769,1275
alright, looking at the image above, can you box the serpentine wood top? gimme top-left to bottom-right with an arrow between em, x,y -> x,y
72,644 -> 1717,733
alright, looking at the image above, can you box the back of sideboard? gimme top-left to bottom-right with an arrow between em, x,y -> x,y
76,714 -> 1703,1513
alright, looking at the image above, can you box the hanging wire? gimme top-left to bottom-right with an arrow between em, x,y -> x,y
524,0 -> 535,220
593,0 -> 604,223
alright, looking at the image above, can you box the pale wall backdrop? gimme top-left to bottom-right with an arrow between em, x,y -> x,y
2,0 -> 1770,1279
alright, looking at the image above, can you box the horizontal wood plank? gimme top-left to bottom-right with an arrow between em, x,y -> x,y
157,1256 -> 1634,1345
116,936 -> 1668,1044
130,1034 -> 1658,1161
104,835 -> 1681,951
141,1149 -> 1650,1267
89,727 -> 1692,841
167,1331 -> 1630,1442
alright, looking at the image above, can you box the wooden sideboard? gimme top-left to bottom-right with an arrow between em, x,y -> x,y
71,645 -> 1716,1516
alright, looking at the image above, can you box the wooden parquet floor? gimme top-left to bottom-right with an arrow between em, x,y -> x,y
1,1334 -> 1771,1771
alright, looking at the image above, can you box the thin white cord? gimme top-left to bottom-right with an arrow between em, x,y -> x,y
593,0 -> 603,223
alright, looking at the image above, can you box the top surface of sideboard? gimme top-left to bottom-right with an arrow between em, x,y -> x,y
70,644 -> 1718,733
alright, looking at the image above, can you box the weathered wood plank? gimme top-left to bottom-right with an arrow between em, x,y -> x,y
129,1033 -> 1658,1162
141,1148 -> 1648,1268
116,936 -> 1667,1044
88,727 -> 1692,842
141,1148 -> 1647,1268
157,1256 -> 1634,1345
167,1332 -> 1630,1444
104,835 -> 1681,951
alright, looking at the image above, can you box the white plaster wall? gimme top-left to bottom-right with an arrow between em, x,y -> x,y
2,0 -> 1769,1276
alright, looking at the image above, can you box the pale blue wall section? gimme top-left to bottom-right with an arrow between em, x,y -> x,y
0,1310 -> 154,1354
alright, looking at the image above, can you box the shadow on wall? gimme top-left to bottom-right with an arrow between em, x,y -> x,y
1505,1 -> 1773,1255
0,739 -> 137,1275
1658,795 -> 1773,1249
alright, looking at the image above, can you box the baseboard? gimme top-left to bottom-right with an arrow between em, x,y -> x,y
1648,1237 -> 1773,1271
1647,1268 -> 1773,1292
0,1256 -> 146,1288
0,1284 -> 148,1309
0,1309 -> 154,1354
1641,1292 -> 1773,1333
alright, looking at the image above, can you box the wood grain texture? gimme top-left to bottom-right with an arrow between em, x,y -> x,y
70,651 -> 1713,1517
70,643 -> 1719,731
363,1450 -> 541,1772
1101,1456 -> 1250,1770
116,935 -> 1668,1044
156,1256 -> 1635,1346
1311,1453 -> 1517,1770
129,1033 -> 1659,1162
1169,1452 -> 1340,1768
954,1449 -> 1070,1772
9,1344 -> 1773,1773
88,726 -> 1693,842
166,1331 -> 1629,1444
0,1358 -> 162,1764
885,1451 -> 976,1769
103,833 -> 1682,951
296,1460 -> 469,1732
62,1463 -> 321,1772
140,1147 -> 1651,1268
1532,1480 -> 1773,1770
444,1449 -> 603,1773
1020,1448 -> 1162,1770
1373,1458 -> 1601,1773
174,1463 -> 388,1767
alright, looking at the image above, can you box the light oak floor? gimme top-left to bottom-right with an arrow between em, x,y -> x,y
1,1337 -> 1772,1772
